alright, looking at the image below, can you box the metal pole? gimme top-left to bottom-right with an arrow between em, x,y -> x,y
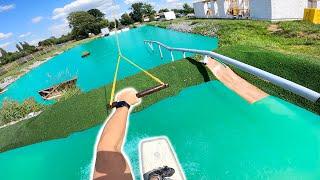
158,45 -> 163,59
170,51 -> 174,62
148,42 -> 154,51
144,40 -> 320,102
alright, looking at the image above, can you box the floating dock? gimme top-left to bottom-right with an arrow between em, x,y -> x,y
38,78 -> 77,100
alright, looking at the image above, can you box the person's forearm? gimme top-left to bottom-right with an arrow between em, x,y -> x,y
97,107 -> 130,152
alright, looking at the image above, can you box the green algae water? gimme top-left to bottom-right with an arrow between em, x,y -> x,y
0,81 -> 319,180
0,26 -> 217,105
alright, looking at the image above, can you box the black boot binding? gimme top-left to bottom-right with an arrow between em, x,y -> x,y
144,166 -> 175,180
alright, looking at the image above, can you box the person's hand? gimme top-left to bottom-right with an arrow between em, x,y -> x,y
116,88 -> 141,106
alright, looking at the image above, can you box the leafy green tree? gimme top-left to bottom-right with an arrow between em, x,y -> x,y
130,2 -> 144,22
98,19 -> 109,29
183,3 -> 194,14
120,13 -> 134,26
109,21 -> 115,30
172,9 -> 184,14
16,44 -> 23,52
129,3 -> 155,22
20,42 -> 36,53
108,20 -> 120,30
0,48 -> 7,57
87,9 -> 105,21
87,9 -> 108,29
159,8 -> 169,13
142,3 -> 156,16
67,11 -> 101,39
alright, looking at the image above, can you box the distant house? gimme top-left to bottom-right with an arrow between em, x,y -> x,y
163,11 -> 177,20
158,11 -> 177,21
193,0 -> 315,21
186,13 -> 196,18
101,27 -> 110,36
250,0 -> 308,21
143,15 -> 150,22
193,0 -> 250,19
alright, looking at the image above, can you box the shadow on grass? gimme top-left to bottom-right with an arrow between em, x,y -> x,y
186,57 -> 211,82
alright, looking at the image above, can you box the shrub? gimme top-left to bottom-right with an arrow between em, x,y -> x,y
0,98 -> 45,126
59,87 -> 82,102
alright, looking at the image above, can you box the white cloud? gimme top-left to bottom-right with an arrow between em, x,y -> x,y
0,4 -> 15,12
49,20 -> 71,37
166,0 -> 178,3
124,0 -> 147,4
32,16 -> 44,24
29,38 -> 44,46
0,42 -> 12,49
0,32 -> 13,40
19,32 -> 32,38
52,0 -> 120,20
156,0 -> 189,10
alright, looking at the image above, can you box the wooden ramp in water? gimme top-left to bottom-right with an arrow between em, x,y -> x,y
206,58 -> 268,104
38,78 -> 77,100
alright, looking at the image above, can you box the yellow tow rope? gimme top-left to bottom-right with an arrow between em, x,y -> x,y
108,24 -> 165,106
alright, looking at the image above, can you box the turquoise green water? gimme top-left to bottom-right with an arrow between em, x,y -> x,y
0,26 -> 218,104
0,81 -> 319,180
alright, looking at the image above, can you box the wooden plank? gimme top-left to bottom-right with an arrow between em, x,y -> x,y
140,137 -> 185,180
38,78 -> 77,100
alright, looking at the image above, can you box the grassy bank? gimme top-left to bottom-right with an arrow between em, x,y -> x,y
0,37 -> 98,81
149,19 -> 320,114
0,59 -> 215,152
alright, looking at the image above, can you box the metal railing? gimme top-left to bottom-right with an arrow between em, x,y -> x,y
144,40 -> 320,103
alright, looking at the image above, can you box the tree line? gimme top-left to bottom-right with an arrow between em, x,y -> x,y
0,42 -> 37,65
0,3 -> 194,66
66,3 -> 194,39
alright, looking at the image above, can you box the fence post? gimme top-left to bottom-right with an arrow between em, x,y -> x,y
158,45 -> 163,59
171,51 -> 174,62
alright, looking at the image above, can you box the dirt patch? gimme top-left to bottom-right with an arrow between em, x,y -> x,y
267,24 -> 282,33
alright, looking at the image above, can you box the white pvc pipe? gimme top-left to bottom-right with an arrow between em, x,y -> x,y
170,51 -> 174,62
158,45 -> 163,59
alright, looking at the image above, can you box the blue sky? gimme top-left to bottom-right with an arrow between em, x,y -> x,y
0,0 -> 193,52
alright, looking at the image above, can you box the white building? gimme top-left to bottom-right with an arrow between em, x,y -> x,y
308,0 -> 320,8
163,11 -> 177,20
250,0 -> 308,20
101,27 -> 110,36
193,0 -> 314,21
193,0 -> 249,19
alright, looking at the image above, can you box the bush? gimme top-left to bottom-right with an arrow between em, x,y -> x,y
0,98 -> 45,126
59,87 -> 82,102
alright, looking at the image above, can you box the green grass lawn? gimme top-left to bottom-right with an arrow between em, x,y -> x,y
0,59 -> 215,152
149,19 -> 320,114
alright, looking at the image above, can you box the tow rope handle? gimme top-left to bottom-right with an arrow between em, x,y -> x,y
136,83 -> 169,98
108,83 -> 169,109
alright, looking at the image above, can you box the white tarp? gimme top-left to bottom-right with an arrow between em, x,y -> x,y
164,11 -> 176,20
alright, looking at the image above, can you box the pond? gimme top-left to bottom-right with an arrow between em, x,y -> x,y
0,81 -> 319,180
0,26 -> 218,104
